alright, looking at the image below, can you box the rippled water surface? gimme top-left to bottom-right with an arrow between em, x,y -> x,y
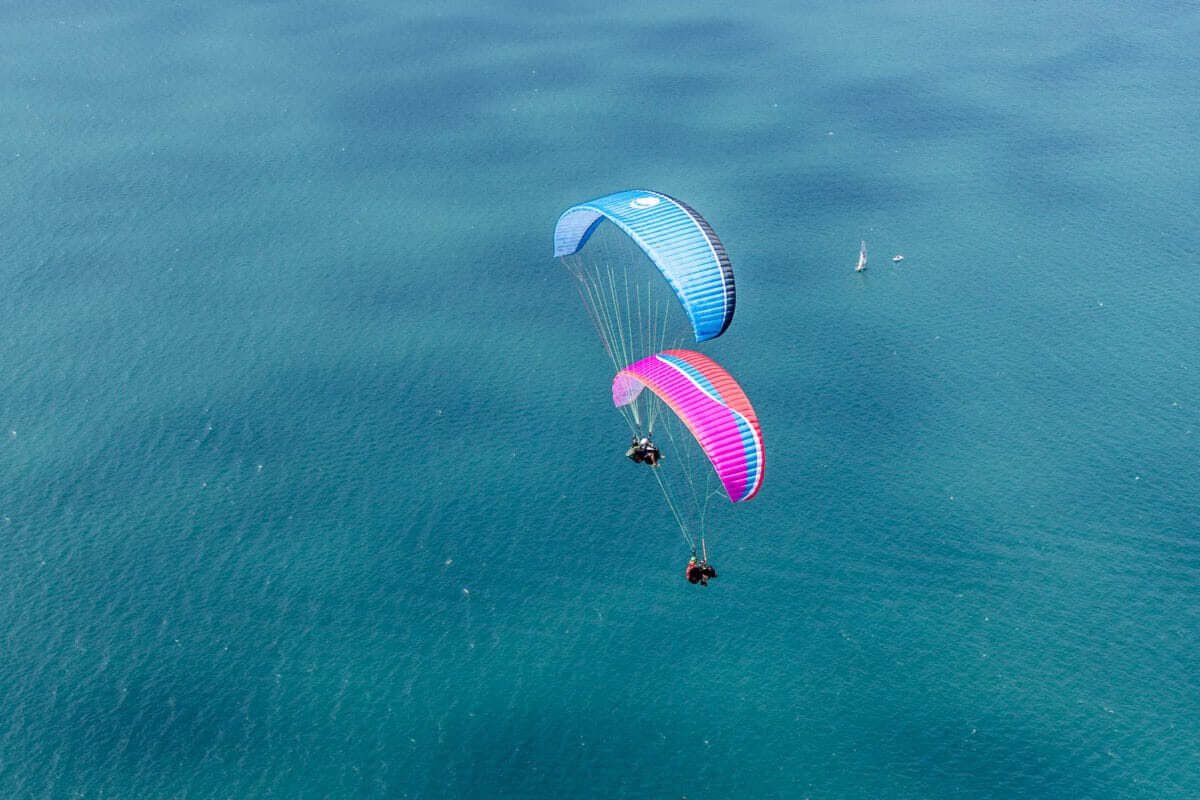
2,1 -> 1198,797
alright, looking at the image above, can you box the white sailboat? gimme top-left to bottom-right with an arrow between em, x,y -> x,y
855,240 -> 867,272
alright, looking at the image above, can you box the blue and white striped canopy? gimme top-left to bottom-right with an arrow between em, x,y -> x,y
553,190 -> 736,342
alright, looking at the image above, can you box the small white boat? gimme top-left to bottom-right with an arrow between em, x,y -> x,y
855,240 -> 867,272
892,254 -> 904,263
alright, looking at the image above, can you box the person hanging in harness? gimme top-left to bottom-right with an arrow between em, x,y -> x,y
625,436 -> 662,466
686,555 -> 718,586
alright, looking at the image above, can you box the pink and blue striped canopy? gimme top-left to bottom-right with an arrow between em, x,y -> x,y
613,350 -> 764,502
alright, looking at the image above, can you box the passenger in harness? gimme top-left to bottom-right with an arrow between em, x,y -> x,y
685,556 -> 718,586
626,436 -> 662,466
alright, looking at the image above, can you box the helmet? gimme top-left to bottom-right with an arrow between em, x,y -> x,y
639,438 -> 649,446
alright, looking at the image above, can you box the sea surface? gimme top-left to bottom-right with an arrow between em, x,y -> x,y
2,1 -> 1198,797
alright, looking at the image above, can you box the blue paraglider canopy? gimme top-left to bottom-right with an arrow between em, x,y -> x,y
553,190 -> 735,342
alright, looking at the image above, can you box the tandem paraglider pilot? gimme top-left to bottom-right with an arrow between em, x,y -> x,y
686,556 -> 717,586
626,436 -> 662,466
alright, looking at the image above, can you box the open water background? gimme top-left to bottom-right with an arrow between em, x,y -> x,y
2,1 -> 1198,797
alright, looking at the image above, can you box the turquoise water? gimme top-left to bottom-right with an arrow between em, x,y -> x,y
2,1 -> 1198,797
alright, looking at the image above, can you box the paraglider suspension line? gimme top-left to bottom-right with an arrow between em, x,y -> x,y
561,235 -> 717,559
651,460 -> 696,554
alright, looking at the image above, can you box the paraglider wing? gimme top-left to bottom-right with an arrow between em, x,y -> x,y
613,350 -> 764,502
553,190 -> 735,341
